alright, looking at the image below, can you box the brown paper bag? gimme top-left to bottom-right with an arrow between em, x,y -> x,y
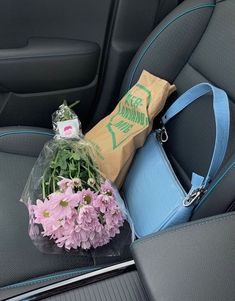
85,70 -> 176,187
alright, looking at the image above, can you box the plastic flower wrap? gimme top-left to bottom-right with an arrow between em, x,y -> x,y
21,102 -> 133,262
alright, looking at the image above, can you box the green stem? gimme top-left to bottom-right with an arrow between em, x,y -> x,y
69,164 -> 72,178
69,100 -> 80,109
42,176 -> 46,199
44,149 -> 61,195
52,177 -> 56,192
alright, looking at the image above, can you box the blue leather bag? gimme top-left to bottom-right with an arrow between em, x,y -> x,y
122,83 -> 230,237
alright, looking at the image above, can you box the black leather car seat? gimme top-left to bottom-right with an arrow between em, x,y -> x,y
39,212 -> 235,301
1,0 -> 235,297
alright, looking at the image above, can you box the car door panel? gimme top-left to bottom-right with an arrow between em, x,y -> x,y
0,0 -> 112,128
0,38 -> 100,93
0,0 -> 179,130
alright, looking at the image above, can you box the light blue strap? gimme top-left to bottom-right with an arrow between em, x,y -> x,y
161,83 -> 230,188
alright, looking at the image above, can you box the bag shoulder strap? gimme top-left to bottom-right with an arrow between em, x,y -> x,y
160,83 -> 230,203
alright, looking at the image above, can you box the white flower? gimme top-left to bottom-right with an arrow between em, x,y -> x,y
87,178 -> 96,187
72,178 -> 82,188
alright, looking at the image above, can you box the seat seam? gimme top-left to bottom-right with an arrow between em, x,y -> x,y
186,62 -> 235,101
0,150 -> 38,158
173,3 -> 217,82
0,130 -> 53,138
0,267 -> 97,290
128,2 -> 216,89
187,61 -> 211,80
131,213 -> 235,247
0,130 -> 53,157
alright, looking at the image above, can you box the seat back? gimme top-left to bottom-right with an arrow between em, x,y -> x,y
121,0 -> 235,220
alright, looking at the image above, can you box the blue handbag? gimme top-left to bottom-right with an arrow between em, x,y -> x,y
122,83 -> 230,237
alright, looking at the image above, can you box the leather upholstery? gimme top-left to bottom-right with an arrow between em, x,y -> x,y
132,212 -> 235,301
39,213 -> 235,301
0,126 -> 53,156
121,0 -> 235,219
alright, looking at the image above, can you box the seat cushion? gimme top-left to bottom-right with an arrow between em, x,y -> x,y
121,0 -> 235,219
0,129 -> 98,298
0,127 -> 131,299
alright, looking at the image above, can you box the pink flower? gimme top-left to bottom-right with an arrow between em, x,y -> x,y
77,205 -> 98,228
55,218 -> 79,250
57,178 -> 74,191
105,206 -> 124,227
93,194 -> 115,213
78,189 -> 96,205
91,227 -> 110,248
33,179 -> 125,250
75,206 -> 101,249
33,198 -> 53,224
101,180 -> 114,196
42,219 -> 64,238
48,190 -> 80,219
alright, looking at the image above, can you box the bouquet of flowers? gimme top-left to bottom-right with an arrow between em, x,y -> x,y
21,102 -> 133,257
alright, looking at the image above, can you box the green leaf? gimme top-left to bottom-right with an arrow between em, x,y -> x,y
71,152 -> 80,161
69,162 -> 76,171
57,159 -> 67,170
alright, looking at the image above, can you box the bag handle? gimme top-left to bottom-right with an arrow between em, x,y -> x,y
160,83 -> 230,205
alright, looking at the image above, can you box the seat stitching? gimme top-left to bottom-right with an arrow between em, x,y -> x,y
0,130 -> 53,138
187,61 -> 211,80
173,4 -> 217,83
187,62 -> 235,100
128,3 -> 216,89
0,267 -> 98,290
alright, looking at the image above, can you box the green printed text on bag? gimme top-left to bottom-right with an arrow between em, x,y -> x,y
86,70 -> 175,187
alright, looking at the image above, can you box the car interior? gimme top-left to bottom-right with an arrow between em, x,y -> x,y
0,0 -> 234,300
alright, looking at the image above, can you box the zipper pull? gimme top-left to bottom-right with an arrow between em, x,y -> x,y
157,125 -> 168,143
183,188 -> 205,207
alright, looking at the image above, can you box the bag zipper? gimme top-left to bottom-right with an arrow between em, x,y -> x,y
154,130 -> 187,198
156,128 -> 205,207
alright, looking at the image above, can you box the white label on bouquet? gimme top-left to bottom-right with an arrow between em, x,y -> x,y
58,119 -> 80,139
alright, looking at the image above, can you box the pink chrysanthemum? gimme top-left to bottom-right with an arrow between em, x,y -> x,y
100,180 -> 114,196
33,198 -> 53,224
57,178 -> 74,191
33,178 -> 125,250
93,194 -> 116,213
78,188 -> 96,205
48,189 -> 80,219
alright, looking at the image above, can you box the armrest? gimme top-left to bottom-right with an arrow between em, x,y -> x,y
131,213 -> 235,301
